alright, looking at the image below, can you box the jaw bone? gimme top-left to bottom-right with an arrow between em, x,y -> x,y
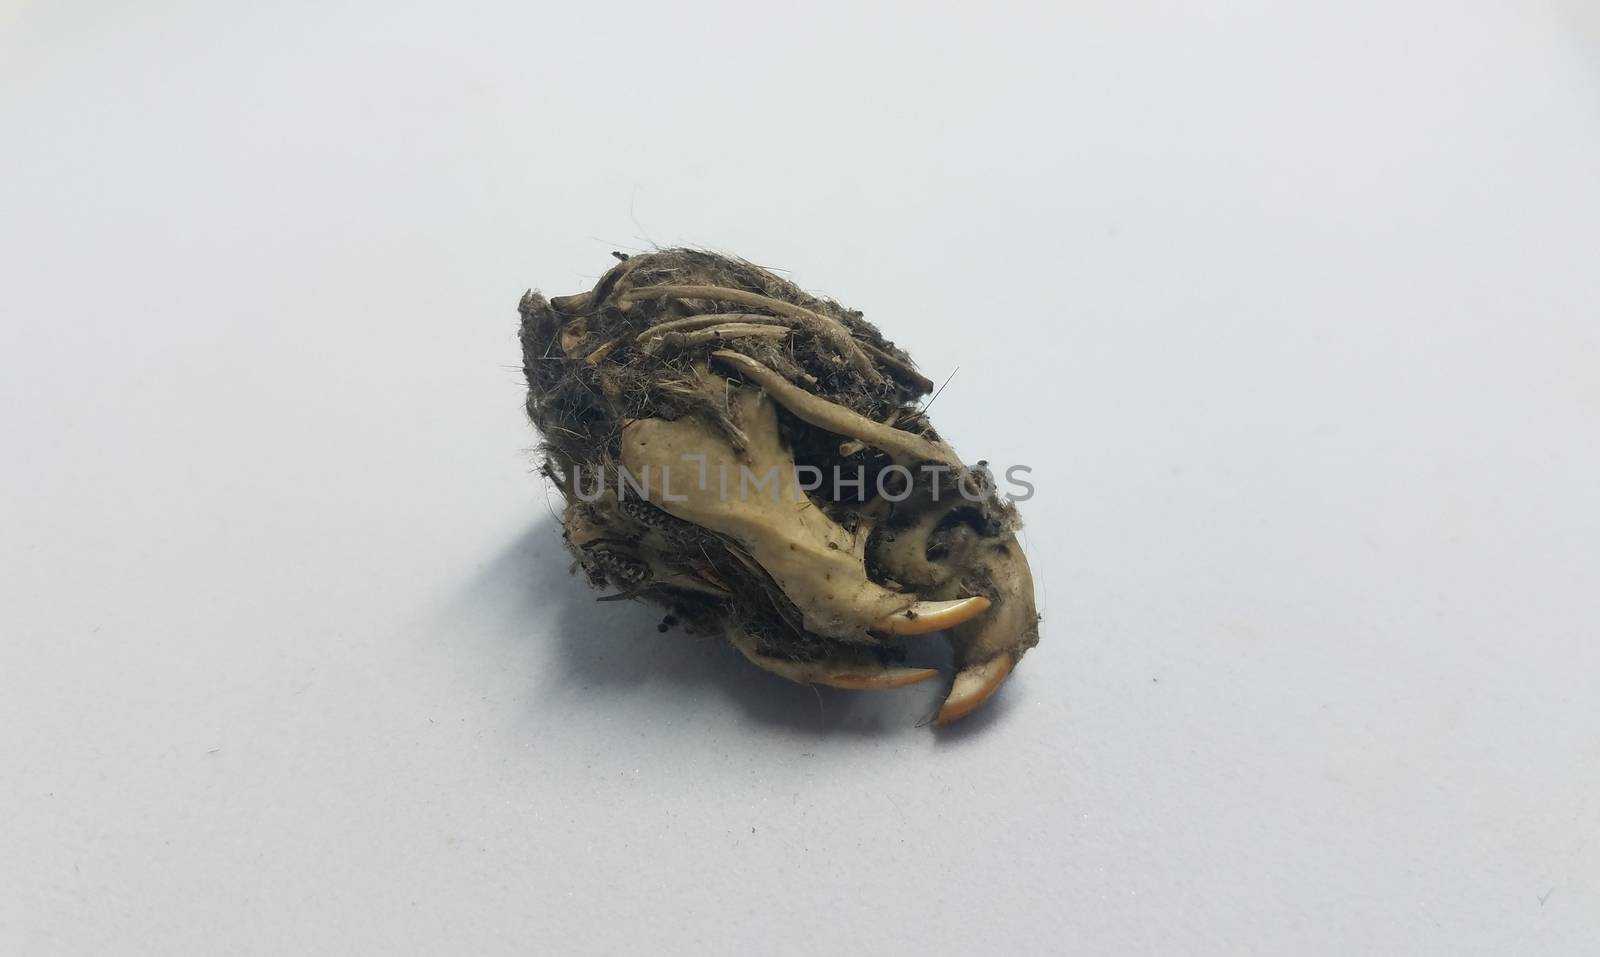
934,534 -> 1038,724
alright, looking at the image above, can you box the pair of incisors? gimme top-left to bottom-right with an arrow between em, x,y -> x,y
620,357 -> 1038,725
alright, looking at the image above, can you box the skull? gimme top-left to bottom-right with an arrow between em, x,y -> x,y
520,249 -> 1039,725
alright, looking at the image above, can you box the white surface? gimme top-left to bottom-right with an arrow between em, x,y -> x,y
3,2 -> 1598,954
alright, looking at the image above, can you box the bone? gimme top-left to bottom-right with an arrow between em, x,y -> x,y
860,340 -> 936,394
934,533 -> 1039,723
635,312 -> 791,340
711,350 -> 962,470
817,667 -> 941,690
870,505 -> 970,591
620,284 -> 881,382
642,323 -> 791,354
621,382 -> 926,641
583,338 -> 621,366
728,632 -> 939,691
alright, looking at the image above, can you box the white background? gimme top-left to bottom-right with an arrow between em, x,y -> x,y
3,1 -> 1598,954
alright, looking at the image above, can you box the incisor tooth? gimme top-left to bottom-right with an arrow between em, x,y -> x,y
934,655 -> 1016,726
875,596 -> 992,636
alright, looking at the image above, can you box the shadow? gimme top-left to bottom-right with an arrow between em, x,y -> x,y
447,516 -> 952,736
